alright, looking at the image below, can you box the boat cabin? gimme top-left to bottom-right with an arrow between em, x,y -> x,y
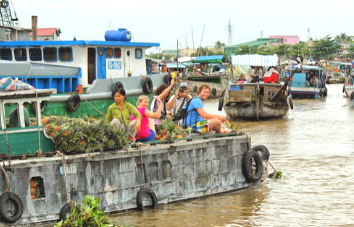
0,29 -> 159,93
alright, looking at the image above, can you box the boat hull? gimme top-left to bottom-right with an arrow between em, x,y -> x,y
222,83 -> 290,120
0,134 -> 265,225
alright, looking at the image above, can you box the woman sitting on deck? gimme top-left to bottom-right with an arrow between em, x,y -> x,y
263,66 -> 278,83
106,88 -> 141,142
131,95 -> 163,142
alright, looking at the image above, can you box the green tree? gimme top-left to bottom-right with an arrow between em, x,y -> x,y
256,45 -> 274,55
310,36 -> 341,60
214,40 -> 225,49
274,44 -> 290,57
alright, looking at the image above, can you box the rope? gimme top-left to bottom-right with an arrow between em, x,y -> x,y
35,90 -> 42,155
24,65 -> 33,82
57,150 -> 71,203
0,161 -> 11,192
137,142 -> 146,187
79,95 -> 106,117
1,100 -> 11,169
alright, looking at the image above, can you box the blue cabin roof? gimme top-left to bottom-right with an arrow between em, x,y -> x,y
0,40 -> 160,48
291,65 -> 325,70
192,55 -> 225,63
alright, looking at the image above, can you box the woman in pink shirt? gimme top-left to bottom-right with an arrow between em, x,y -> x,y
132,95 -> 162,142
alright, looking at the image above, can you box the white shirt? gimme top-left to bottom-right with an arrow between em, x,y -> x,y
263,68 -> 278,78
167,94 -> 192,113
245,68 -> 255,82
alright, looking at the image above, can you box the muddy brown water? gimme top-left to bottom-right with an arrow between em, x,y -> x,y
40,84 -> 354,227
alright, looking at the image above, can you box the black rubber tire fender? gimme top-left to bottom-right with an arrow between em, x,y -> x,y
211,88 -> 217,97
218,97 -> 224,111
251,145 -> 270,160
67,94 -> 81,112
111,81 -> 124,96
343,85 -> 345,93
193,85 -> 198,92
288,95 -> 293,110
142,77 -> 153,94
351,92 -> 354,100
324,87 -> 327,97
0,192 -> 23,223
242,151 -> 263,183
164,74 -> 172,85
319,89 -> 323,97
31,101 -> 47,114
59,202 -> 72,221
136,187 -> 158,211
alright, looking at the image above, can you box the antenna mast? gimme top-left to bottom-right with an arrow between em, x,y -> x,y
0,0 -> 19,27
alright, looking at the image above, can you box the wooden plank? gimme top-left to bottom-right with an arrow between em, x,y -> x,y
228,89 -> 253,102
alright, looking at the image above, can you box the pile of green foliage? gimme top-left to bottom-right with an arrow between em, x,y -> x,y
44,116 -> 129,154
55,195 -> 113,227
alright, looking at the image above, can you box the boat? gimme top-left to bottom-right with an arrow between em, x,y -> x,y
219,54 -> 293,120
0,97 -> 271,225
342,75 -> 354,99
0,28 -> 171,119
289,65 -> 328,99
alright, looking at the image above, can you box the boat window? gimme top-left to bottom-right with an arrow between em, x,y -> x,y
0,48 -> 12,60
43,47 -> 57,61
135,48 -> 142,59
114,48 -> 121,58
14,48 -> 27,61
29,48 -> 42,61
59,47 -> 73,61
106,48 -> 113,58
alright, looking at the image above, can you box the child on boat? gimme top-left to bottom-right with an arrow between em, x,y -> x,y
132,95 -> 163,142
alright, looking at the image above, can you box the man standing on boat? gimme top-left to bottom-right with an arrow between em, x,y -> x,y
166,82 -> 192,119
183,84 -> 229,134
245,66 -> 255,82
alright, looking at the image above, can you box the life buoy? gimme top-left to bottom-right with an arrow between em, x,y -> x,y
111,81 -> 124,96
211,88 -> 217,97
242,151 -> 263,183
59,202 -> 72,221
251,145 -> 270,160
142,77 -> 153,94
164,74 -> 172,85
31,101 -> 47,114
288,95 -> 293,110
218,97 -> 224,111
0,192 -> 23,223
136,187 -> 158,211
67,94 -> 81,112
351,92 -> 354,100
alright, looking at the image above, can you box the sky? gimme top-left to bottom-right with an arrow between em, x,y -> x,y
10,0 -> 354,54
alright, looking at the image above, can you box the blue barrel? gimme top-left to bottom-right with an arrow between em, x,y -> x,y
104,28 -> 131,42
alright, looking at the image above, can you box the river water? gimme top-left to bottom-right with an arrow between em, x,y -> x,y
108,83 -> 354,227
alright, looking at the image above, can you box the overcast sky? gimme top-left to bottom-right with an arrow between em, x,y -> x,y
12,0 -> 354,54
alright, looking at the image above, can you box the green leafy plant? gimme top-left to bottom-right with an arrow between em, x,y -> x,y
55,195 -> 114,227
44,116 -> 129,154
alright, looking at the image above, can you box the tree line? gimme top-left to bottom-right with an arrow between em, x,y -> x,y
147,33 -> 354,61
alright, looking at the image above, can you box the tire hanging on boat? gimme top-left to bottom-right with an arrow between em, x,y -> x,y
0,192 -> 23,223
164,74 -> 172,85
319,89 -> 323,97
59,202 -> 72,221
31,101 -> 47,114
142,77 -> 153,94
242,151 -> 263,183
351,92 -> 354,100
211,88 -> 217,97
67,94 -> 81,112
251,145 -> 270,160
111,81 -> 124,96
193,85 -> 198,92
136,187 -> 158,211
288,95 -> 293,110
218,97 -> 224,111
